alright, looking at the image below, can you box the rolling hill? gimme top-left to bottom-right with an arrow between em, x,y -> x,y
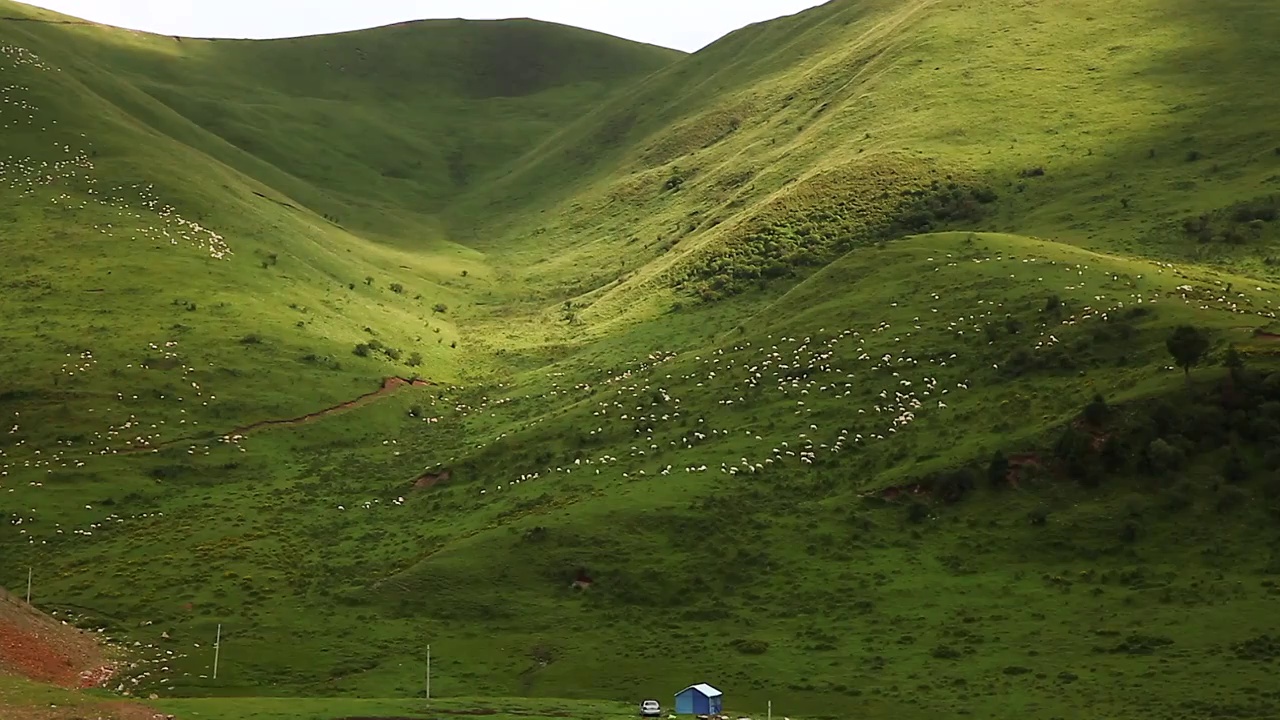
3,0 -> 1280,718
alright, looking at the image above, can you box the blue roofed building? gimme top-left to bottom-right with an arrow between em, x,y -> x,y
674,683 -> 723,715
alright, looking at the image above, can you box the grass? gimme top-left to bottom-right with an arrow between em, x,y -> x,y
2,0 -> 1280,718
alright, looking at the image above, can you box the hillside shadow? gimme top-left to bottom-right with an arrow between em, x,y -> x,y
991,0 -> 1280,258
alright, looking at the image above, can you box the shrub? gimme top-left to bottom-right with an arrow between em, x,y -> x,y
1146,438 -> 1185,473
933,467 -> 976,503
987,451 -> 1011,488
1020,166 -> 1046,178
1225,450 -> 1249,484
364,276 -> 374,286
384,347 -> 402,361
1083,393 -> 1109,426
1262,474 -> 1280,501
390,282 -> 405,294
239,333 -> 263,345
407,352 -> 423,367
1028,506 -> 1049,526
930,645 -> 962,659
353,343 -> 372,357
1160,480 -> 1194,512
1119,520 -> 1139,544
1216,486 -> 1248,513
730,638 -> 769,655
433,303 -> 448,314
906,501 -> 930,524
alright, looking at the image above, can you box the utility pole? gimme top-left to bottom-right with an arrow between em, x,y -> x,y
26,567 -> 32,604
426,644 -> 431,700
213,624 -> 222,680
768,700 -> 772,720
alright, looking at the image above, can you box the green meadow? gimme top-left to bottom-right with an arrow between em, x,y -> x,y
2,0 -> 1280,718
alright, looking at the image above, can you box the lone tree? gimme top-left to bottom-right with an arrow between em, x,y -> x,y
987,450 -> 1011,488
1166,325 -> 1210,384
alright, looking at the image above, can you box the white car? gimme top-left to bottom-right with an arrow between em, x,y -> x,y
639,699 -> 661,717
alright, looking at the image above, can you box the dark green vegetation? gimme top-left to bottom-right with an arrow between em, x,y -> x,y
3,0 -> 1280,718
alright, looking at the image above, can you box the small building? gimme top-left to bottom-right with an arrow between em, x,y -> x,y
674,683 -> 723,716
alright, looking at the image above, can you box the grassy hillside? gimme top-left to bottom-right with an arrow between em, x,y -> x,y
3,0 -> 1280,718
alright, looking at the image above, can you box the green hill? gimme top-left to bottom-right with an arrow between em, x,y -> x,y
3,0 -> 1280,718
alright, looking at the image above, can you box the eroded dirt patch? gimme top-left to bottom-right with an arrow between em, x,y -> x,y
0,590 -> 113,688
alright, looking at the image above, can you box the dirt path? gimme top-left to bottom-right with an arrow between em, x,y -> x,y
123,376 -> 435,455
224,376 -> 434,435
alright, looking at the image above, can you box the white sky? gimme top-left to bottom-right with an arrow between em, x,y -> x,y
16,1 -> 830,52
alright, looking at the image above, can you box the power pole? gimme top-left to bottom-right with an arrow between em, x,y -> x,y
213,624 -> 222,680
26,567 -> 32,604
426,644 -> 431,700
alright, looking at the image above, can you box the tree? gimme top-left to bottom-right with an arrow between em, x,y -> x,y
1083,393 -> 1109,426
987,450 -> 1011,487
1166,325 -> 1209,384
1224,344 -> 1244,382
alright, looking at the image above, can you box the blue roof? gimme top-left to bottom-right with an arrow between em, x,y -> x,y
678,683 -> 722,697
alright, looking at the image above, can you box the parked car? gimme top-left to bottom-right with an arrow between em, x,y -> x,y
639,699 -> 662,717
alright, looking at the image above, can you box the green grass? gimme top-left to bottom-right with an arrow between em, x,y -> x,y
3,0 -> 1280,718
151,696 -> 635,720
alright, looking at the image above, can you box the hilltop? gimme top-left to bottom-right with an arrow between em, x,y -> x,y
2,0 -> 1280,718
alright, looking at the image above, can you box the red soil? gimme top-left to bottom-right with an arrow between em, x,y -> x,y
0,589 -> 113,689
413,467 -> 451,489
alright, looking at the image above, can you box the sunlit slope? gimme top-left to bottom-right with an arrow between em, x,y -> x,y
8,231 -> 1279,718
463,0 -> 1280,325
1,0 -> 682,236
0,0 -> 683,450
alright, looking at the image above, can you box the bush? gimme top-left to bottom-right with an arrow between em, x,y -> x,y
1225,451 -> 1249,484
906,501 -> 930,524
390,282 -> 405,294
730,639 -> 769,655
1119,520 -> 1140,544
407,352 -> 423,367
433,303 -> 448,314
1146,438 -> 1185,473
1083,393 -> 1110,426
353,343 -> 372,357
1028,506 -> 1049,526
1216,486 -> 1248,513
987,450 -> 1011,487
239,333 -> 263,345
384,347 -> 402,361
930,645 -> 962,659
933,467 -> 977,503
1262,474 -> 1280,501
1160,480 -> 1194,512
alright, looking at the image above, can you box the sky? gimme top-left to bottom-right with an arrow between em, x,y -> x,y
17,1 -> 830,52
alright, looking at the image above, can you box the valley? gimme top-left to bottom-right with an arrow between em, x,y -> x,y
3,0 -> 1280,718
